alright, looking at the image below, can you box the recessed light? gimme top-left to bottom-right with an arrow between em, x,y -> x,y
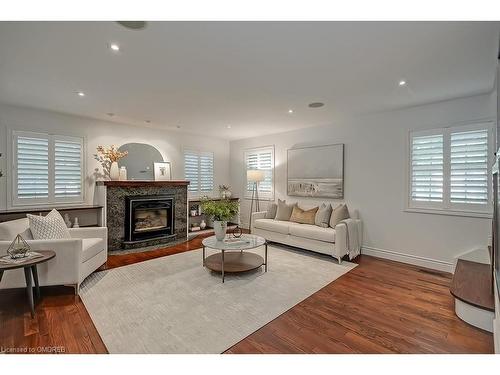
109,43 -> 120,52
116,21 -> 147,30
106,112 -> 115,117
308,102 -> 324,108
399,80 -> 407,86
77,91 -> 85,97
288,109 -> 293,114
176,125 -> 181,129
227,125 -> 232,129
145,120 -> 151,124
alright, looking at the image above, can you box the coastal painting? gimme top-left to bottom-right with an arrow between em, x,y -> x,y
287,144 -> 344,198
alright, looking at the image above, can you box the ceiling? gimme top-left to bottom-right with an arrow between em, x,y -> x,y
0,21 -> 498,140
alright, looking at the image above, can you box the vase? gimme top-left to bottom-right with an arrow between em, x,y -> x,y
110,161 -> 120,180
119,166 -> 127,181
200,219 -> 207,229
213,221 -> 227,241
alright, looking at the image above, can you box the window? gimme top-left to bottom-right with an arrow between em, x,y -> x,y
13,131 -> 84,206
408,122 -> 493,215
244,146 -> 274,200
184,150 -> 214,196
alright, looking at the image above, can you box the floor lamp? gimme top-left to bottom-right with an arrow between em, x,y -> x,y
247,169 -> 265,233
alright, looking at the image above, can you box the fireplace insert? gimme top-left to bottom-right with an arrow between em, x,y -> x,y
124,195 -> 175,242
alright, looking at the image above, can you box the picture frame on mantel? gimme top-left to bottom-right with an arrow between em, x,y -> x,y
154,162 -> 172,181
287,143 -> 344,198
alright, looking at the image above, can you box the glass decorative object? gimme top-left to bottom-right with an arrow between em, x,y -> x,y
7,234 -> 31,259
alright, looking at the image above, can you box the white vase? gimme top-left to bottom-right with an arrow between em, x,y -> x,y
110,161 -> 120,180
213,221 -> 227,241
200,220 -> 207,229
119,166 -> 127,181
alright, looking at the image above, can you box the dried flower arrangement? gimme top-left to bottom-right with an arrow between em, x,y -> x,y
93,145 -> 128,178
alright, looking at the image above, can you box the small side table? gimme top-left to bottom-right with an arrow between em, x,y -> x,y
0,250 -> 56,318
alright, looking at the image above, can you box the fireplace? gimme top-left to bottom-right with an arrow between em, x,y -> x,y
125,195 -> 175,243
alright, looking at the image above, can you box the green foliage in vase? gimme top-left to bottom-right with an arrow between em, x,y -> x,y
200,197 -> 239,222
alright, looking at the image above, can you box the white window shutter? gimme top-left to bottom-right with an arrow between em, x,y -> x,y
13,131 -> 84,206
410,134 -> 444,203
15,134 -> 50,200
199,152 -> 214,193
245,146 -> 274,200
54,137 -> 83,199
450,129 -> 489,205
184,150 -> 214,196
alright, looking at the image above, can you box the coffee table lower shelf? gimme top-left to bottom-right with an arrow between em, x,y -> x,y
204,252 -> 265,273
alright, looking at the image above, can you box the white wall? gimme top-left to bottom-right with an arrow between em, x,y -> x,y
230,93 -> 497,272
0,103 -> 231,210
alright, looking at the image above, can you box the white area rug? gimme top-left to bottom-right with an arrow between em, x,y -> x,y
80,245 -> 356,353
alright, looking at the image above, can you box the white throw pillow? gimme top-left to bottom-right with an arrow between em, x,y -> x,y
27,209 -> 71,240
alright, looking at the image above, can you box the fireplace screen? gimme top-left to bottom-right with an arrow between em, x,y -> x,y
125,195 -> 174,242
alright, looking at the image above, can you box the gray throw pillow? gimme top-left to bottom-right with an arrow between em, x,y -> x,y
329,204 -> 350,228
275,199 -> 296,221
315,203 -> 333,228
265,202 -> 278,219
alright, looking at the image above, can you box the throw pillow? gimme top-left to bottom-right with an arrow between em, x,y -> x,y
329,204 -> 350,228
290,205 -> 319,225
265,202 -> 278,219
27,209 -> 71,240
275,199 -> 296,221
315,203 -> 333,228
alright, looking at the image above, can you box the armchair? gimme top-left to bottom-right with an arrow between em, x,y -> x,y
0,218 -> 107,295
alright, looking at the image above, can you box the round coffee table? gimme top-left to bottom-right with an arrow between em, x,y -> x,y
0,250 -> 56,318
202,234 -> 267,283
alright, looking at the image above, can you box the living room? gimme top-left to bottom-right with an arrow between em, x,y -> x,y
1,0 -> 500,372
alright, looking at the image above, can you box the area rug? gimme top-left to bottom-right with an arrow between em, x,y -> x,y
80,245 -> 356,353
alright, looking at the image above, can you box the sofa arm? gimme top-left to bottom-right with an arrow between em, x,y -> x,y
68,227 -> 107,240
0,238 -> 83,288
251,211 -> 267,231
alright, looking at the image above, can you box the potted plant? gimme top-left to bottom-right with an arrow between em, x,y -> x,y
200,197 -> 239,241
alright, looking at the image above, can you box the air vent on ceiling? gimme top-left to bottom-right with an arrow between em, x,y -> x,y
116,21 -> 147,30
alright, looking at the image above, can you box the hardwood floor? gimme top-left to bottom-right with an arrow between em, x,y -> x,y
0,235 -> 494,354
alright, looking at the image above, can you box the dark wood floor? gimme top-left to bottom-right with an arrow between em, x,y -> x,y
0,234 -> 493,354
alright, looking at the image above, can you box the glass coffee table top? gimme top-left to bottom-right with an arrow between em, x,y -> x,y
202,234 -> 266,251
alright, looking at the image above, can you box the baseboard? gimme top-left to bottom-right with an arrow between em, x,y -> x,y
361,246 -> 455,273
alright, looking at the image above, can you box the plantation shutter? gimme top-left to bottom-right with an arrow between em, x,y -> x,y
15,133 -> 50,201
199,152 -> 214,193
410,133 -> 444,203
245,146 -> 274,199
54,137 -> 83,199
13,131 -> 84,205
184,151 -> 199,193
450,129 -> 489,205
184,150 -> 214,195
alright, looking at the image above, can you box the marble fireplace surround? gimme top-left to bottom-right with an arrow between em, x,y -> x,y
96,181 -> 189,251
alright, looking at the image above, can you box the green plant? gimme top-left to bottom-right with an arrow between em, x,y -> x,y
200,197 -> 239,222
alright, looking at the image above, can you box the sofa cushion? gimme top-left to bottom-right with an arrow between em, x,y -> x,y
27,209 -> 71,240
265,203 -> 277,219
289,224 -> 336,243
0,218 -> 31,241
275,199 -> 296,221
330,204 -> 350,228
315,203 -> 333,228
253,219 -> 290,235
82,238 -> 105,262
290,205 -> 318,225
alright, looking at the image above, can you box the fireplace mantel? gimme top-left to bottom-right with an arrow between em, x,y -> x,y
96,180 -> 190,187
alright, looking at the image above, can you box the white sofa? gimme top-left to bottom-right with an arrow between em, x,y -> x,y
251,209 -> 362,263
0,218 -> 107,294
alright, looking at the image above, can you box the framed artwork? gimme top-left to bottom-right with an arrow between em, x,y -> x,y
287,143 -> 344,198
154,162 -> 172,181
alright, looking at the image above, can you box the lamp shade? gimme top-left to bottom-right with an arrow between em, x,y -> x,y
247,169 -> 265,183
